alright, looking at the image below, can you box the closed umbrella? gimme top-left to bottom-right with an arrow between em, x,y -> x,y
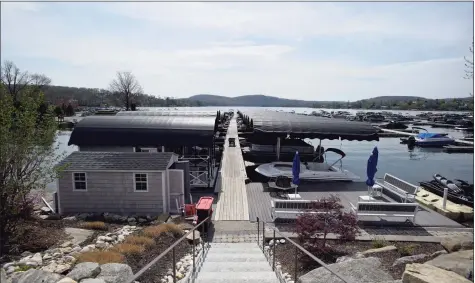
366,146 -> 379,195
292,151 -> 301,196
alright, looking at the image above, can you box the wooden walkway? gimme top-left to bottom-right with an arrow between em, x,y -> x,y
214,116 -> 250,221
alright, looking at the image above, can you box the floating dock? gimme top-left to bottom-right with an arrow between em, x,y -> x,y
378,128 -> 474,146
214,114 -> 250,221
443,145 -> 474,153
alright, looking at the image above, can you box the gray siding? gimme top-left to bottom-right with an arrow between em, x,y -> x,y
79,146 -> 134,152
58,171 -> 164,215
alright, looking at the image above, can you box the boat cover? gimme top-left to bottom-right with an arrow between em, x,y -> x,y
239,110 -> 379,141
417,133 -> 448,139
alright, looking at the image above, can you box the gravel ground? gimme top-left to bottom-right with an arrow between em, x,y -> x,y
273,239 -> 444,281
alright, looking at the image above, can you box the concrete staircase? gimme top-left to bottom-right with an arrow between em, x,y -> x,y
195,243 -> 280,283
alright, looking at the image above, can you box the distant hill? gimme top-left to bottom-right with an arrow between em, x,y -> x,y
188,94 -> 325,107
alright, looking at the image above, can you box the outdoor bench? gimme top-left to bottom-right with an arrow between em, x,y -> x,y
349,201 -> 419,223
375,173 -> 419,203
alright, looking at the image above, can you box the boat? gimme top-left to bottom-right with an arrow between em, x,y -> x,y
379,121 -> 408,130
419,174 -> 473,207
414,132 -> 455,147
255,148 -> 360,182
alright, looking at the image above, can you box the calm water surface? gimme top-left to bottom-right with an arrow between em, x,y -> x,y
49,107 -> 474,191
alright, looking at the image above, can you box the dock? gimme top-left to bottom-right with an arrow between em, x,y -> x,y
213,115 -> 250,221
443,145 -> 474,153
378,128 -> 474,146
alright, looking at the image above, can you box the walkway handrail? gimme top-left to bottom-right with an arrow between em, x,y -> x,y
257,217 -> 351,283
125,216 -> 210,283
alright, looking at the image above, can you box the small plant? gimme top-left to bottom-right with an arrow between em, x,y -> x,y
295,195 -> 359,258
124,236 -> 155,247
16,265 -> 34,272
111,243 -> 145,255
398,244 -> 417,256
76,251 -> 124,264
142,223 -> 183,238
81,221 -> 108,231
371,237 -> 389,249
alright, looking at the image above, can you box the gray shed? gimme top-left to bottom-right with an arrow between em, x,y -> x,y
56,151 -> 185,216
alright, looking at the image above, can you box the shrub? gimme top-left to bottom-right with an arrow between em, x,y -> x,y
76,251 -> 124,264
81,221 -> 108,231
398,244 -> 417,256
124,236 -> 155,247
111,243 -> 145,255
295,195 -> 359,258
143,223 -> 183,238
371,237 -> 389,249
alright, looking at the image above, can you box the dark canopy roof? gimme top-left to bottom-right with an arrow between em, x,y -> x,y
239,110 -> 379,141
68,116 -> 217,147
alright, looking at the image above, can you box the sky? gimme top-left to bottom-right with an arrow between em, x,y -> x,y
1,2 -> 474,101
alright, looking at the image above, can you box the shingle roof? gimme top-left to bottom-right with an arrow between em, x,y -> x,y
58,151 -> 175,171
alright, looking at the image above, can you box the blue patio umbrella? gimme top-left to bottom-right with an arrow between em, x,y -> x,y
366,146 -> 379,187
292,151 -> 301,186
291,151 -> 301,197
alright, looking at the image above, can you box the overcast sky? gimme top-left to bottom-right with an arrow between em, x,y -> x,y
1,2 -> 473,101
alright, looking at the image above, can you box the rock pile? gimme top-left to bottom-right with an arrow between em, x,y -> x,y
73,213 -> 158,225
160,245 -> 204,283
3,262 -> 135,283
2,225 -> 141,281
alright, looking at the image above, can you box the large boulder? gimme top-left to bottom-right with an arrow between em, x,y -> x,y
11,269 -> 62,283
402,263 -> 472,283
80,279 -> 107,283
96,263 -> 133,283
425,250 -> 473,280
360,245 -> 397,256
1,268 -> 7,283
392,254 -> 429,267
66,262 -> 101,281
441,236 -> 473,252
298,257 -> 393,283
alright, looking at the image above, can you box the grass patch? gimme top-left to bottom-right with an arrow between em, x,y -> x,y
111,243 -> 146,255
81,221 -> 108,231
398,244 -> 418,256
371,237 -> 389,249
124,236 -> 155,247
142,223 -> 183,238
17,265 -> 34,272
76,251 -> 124,264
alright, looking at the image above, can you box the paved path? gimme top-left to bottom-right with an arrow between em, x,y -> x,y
214,115 -> 250,221
210,221 -> 474,243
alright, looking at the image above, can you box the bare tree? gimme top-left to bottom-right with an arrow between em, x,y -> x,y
464,42 -> 474,96
109,71 -> 143,110
0,61 -> 51,102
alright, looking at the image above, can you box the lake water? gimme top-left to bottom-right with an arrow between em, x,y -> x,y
49,107 -> 474,191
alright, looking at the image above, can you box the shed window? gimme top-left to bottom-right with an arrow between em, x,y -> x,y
73,173 -> 87,191
134,173 -> 148,192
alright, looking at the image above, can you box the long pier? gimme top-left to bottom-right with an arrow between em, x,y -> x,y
213,115 -> 250,221
378,128 -> 474,146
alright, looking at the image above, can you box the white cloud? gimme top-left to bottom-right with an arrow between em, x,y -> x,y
1,2 -> 473,100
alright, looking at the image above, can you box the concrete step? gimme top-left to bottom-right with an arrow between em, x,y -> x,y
200,261 -> 271,272
205,253 -> 267,262
209,243 -> 259,248
195,271 -> 279,283
207,247 -> 263,254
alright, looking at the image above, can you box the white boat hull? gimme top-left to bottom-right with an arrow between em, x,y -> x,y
255,162 -> 360,182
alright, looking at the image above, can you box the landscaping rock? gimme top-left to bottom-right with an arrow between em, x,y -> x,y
57,278 -> 78,283
186,231 -> 201,244
12,269 -> 62,283
429,250 -> 447,258
65,228 -> 94,246
63,216 -> 77,221
30,253 -> 43,266
1,268 -> 7,283
40,207 -> 51,214
441,236 -> 474,252
360,245 -> 397,256
67,262 -> 101,281
80,279 -> 107,283
298,257 -> 393,283
41,262 -> 71,274
97,263 -> 133,283
425,250 -> 473,280
392,254 -> 428,267
336,253 -> 365,263
402,263 -> 472,283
